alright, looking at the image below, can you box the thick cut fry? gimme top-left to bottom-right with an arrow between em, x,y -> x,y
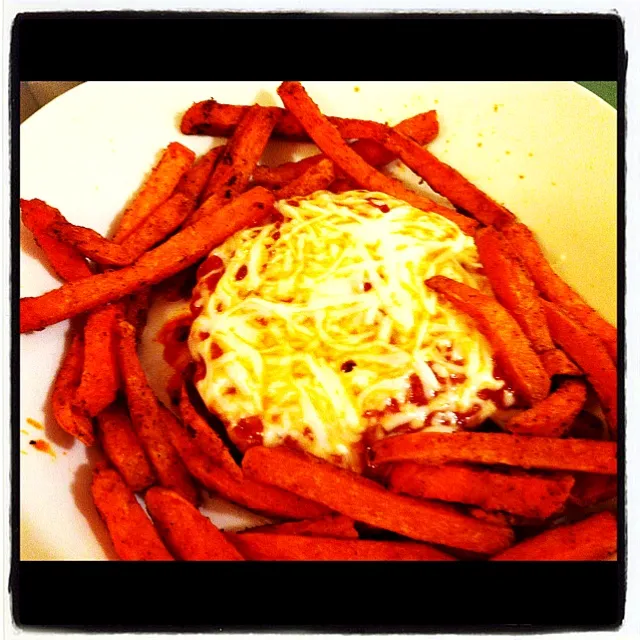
50,194 -> 192,267
569,473 -> 617,507
125,288 -> 152,340
175,145 -> 224,206
112,142 -> 195,243
117,320 -> 199,505
389,463 -> 574,519
542,300 -> 617,435
275,82 -> 478,235
504,378 -> 587,437
20,188 -> 274,333
492,511 -> 616,561
164,409 -> 330,520
191,105 -> 278,223
252,110 -> 440,188
181,99 -> 437,142
96,403 -> 155,492
540,348 -> 581,377
274,158 -> 335,199
569,411 -> 608,440
145,487 -> 244,560
243,514 -> 359,539
75,304 -> 121,416
179,384 -> 242,480
426,276 -> 550,405
227,533 -> 455,561
372,431 -> 617,475
243,446 -> 514,554
91,465 -> 173,560
502,222 -> 617,363
279,82 -> 514,227
475,226 -> 554,354
51,331 -> 95,446
21,199 -> 93,281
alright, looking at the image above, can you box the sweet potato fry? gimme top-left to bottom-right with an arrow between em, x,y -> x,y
475,226 -> 554,354
372,431 -> 617,475
112,142 -> 195,243
491,511 -> 616,561
117,320 -> 199,505
21,199 -> 93,281
252,110 -> 440,188
328,177 -> 359,193
75,304 -> 121,416
540,348 -> 581,378
503,378 -> 587,437
243,446 -> 514,554
91,464 -> 173,560
426,275 -> 550,405
20,187 -> 274,333
50,194 -> 193,267
569,473 -> 617,507
569,411 -> 608,440
96,403 -> 155,492
174,145 -> 224,206
179,384 -> 242,481
389,463 -> 574,519
542,300 -> 617,436
181,99 -> 437,142
274,158 -> 335,199
145,487 -> 244,560
226,533 -> 455,561
275,82 -> 478,235
502,222 -> 617,363
243,514 -> 359,539
163,408 -> 331,520
51,330 -> 95,446
190,105 -> 278,224
125,288 -> 152,340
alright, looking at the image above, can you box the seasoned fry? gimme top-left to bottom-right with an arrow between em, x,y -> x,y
175,145 -> 224,206
243,446 -> 514,554
75,304 -> 121,416
389,463 -> 574,520
542,300 -> 617,435
50,194 -> 192,267
569,473 -> 617,507
503,378 -> 587,437
51,331 -> 95,446
226,532 -> 455,561
117,320 -> 199,505
276,82 -> 478,235
20,188 -> 274,333
191,106 -> 278,223
179,384 -> 242,480
426,275 -> 550,405
125,288 -> 152,340
328,177 -> 359,193
96,403 -> 155,492
91,464 -> 173,560
475,226 -> 554,354
145,487 -> 244,560
372,431 -> 617,475
252,110 -> 440,188
164,408 -> 331,520
21,199 -> 93,281
243,514 -> 359,539
540,348 -> 581,378
181,99 -> 437,141
491,511 -> 616,561
274,158 -> 335,199
112,142 -> 195,243
502,222 -> 617,363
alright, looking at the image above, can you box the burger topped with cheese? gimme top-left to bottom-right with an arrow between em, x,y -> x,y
188,190 -> 515,472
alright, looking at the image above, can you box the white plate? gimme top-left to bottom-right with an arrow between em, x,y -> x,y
19,81 -> 617,560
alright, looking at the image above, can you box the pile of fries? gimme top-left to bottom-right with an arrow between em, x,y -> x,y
20,81 -> 618,561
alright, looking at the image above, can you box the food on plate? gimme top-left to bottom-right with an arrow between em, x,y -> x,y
145,487 -> 244,560
91,464 -> 174,561
491,511 -> 617,561
20,81 -> 617,561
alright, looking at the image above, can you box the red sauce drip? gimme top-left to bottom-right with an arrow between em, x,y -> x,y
156,314 -> 193,374
363,282 -> 372,292
210,342 -> 223,359
232,416 -> 264,451
272,231 -> 281,241
193,357 -> 206,383
286,200 -> 300,208
368,198 -> 390,213
408,373 -> 428,405
196,255 -> 224,282
235,265 -> 248,281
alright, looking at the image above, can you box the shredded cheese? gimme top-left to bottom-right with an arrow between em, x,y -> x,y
190,190 -> 507,470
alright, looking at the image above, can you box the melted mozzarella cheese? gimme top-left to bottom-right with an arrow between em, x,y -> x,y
190,190 -> 507,470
